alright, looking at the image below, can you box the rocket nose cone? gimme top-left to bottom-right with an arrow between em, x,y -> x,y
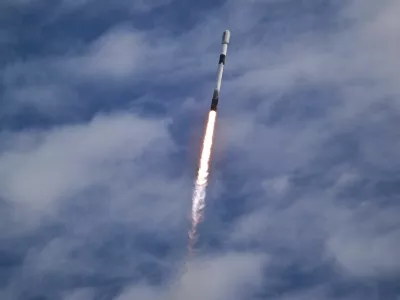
222,30 -> 230,44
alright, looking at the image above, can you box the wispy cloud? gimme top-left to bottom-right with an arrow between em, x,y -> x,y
1,0 -> 399,299
65,27 -> 148,79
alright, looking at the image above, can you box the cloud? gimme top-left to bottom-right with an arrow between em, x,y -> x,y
206,1 -> 400,290
115,252 -> 267,300
0,113 -> 167,206
63,288 -> 95,300
64,27 -> 148,79
1,0 -> 400,299
115,284 -> 162,300
326,205 -> 400,278
176,253 -> 266,300
214,0 -> 400,119
2,0 -> 174,11
128,0 -> 174,12
0,111 -> 191,298
0,112 -> 188,239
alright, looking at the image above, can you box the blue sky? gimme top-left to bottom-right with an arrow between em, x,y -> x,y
1,0 -> 400,299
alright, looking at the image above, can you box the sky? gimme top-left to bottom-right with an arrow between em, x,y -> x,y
0,0 -> 400,299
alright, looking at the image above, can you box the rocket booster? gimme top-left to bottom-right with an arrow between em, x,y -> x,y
210,30 -> 230,111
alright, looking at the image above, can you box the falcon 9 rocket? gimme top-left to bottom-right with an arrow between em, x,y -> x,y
210,30 -> 230,111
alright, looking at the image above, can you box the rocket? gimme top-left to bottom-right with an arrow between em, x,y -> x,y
210,30 -> 230,111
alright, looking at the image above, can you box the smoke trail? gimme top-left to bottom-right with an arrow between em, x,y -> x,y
188,110 -> 217,254
166,112 -> 218,300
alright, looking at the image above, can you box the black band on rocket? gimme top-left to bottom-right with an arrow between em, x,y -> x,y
210,94 -> 219,111
210,97 -> 219,111
218,54 -> 226,65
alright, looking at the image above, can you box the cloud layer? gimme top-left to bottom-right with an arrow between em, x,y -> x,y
1,0 -> 399,299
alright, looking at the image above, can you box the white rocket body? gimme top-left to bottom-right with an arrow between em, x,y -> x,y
210,30 -> 230,111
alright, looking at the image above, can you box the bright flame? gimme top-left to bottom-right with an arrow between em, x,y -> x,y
188,110 -> 217,253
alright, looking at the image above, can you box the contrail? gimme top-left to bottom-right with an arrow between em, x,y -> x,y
188,30 -> 230,254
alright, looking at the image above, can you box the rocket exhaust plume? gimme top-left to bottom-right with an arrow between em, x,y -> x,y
166,30 -> 230,300
188,30 -> 230,254
189,110 -> 217,253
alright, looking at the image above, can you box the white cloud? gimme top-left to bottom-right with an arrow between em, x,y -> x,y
326,205 -> 400,278
230,178 -> 400,279
63,27 -> 148,79
63,288 -> 95,300
0,113 -> 167,205
262,175 -> 290,197
128,0 -> 173,12
3,0 -> 174,11
208,1 -> 400,279
115,284 -> 162,300
175,253 -> 266,300
115,252 -> 267,300
0,112 -> 179,234
1,0 -> 400,298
